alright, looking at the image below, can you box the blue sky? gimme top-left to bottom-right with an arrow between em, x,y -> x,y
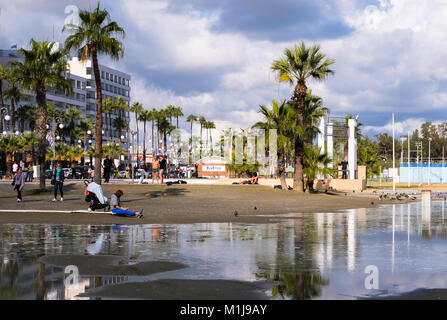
0,0 -> 446,138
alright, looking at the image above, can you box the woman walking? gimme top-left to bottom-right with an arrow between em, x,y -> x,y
12,167 -> 26,202
52,162 -> 65,202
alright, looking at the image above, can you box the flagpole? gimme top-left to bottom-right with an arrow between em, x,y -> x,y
392,113 -> 395,192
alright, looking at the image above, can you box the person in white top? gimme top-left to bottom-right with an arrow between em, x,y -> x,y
12,162 -> 18,174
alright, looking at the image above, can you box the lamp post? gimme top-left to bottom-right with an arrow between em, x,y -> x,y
130,130 -> 137,184
428,138 -> 432,185
415,141 -> 422,185
87,129 -> 93,166
1,107 -> 10,133
48,116 -> 64,170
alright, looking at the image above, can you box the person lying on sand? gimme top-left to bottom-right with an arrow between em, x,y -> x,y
110,189 -> 144,219
238,172 -> 259,185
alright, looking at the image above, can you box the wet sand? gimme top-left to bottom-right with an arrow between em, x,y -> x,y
77,279 -> 271,300
39,255 -> 188,276
0,183 -> 411,225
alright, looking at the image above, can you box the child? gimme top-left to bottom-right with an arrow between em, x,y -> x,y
110,189 -> 144,218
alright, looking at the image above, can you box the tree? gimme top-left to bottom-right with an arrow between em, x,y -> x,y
0,134 -> 23,176
3,64 -> 22,133
22,132 -> 38,165
0,65 -> 6,131
113,116 -> 128,144
103,97 -> 115,142
253,99 -> 292,189
303,146 -> 334,192
271,42 -> 334,192
64,106 -> 82,145
199,116 -> 206,158
138,109 -> 151,164
150,108 -> 158,152
130,101 -> 143,163
17,104 -> 36,133
186,114 -> 197,164
12,39 -> 72,189
63,2 -> 125,184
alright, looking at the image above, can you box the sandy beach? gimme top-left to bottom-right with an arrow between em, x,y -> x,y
0,182 -> 411,225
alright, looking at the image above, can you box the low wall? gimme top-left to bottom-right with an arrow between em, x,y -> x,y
314,178 -> 366,192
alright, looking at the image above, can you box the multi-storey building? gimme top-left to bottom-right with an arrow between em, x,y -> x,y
0,46 -> 131,157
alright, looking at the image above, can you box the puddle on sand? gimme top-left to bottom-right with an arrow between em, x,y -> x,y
1,201 -> 447,300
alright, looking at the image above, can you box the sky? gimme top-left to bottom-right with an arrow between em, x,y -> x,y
0,0 -> 446,139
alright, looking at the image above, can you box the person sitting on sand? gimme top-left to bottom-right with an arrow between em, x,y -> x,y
110,189 -> 144,218
239,172 -> 259,185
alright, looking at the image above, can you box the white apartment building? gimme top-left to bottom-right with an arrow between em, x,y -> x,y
0,47 -> 131,149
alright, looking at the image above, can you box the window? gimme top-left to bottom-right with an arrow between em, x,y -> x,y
114,86 -> 117,94
106,72 -> 109,80
114,75 -> 117,83
82,82 -> 86,89
119,77 -> 122,84
86,68 -> 92,75
101,71 -> 105,79
126,79 -> 129,86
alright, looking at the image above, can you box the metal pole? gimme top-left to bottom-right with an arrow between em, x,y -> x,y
408,131 -> 410,187
443,146 -> 445,184
392,113 -> 395,192
131,132 -> 135,184
428,139 -> 431,185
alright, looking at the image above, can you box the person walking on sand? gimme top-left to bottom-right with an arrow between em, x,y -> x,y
152,155 -> 160,184
159,155 -> 167,184
12,167 -> 26,202
52,162 -> 65,202
110,189 -> 144,218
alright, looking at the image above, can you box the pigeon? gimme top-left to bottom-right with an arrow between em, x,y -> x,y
254,207 -> 257,210
234,210 -> 238,217
371,202 -> 375,205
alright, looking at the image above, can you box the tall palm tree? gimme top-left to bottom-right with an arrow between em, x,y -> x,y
130,101 -> 143,163
103,97 -> 115,142
65,106 -> 82,145
207,121 -> 216,155
138,109 -> 150,164
199,116 -> 206,158
0,65 -> 6,132
63,2 -> 125,184
17,104 -> 36,133
271,42 -> 334,192
12,39 -> 72,189
113,116 -> 128,144
3,65 -> 22,133
253,100 -> 292,190
186,114 -> 197,164
166,105 -> 175,124
150,108 -> 158,152
173,106 -> 184,129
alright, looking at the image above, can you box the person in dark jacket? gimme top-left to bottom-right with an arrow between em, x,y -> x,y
52,162 -> 65,202
12,167 -> 26,202
103,157 -> 113,183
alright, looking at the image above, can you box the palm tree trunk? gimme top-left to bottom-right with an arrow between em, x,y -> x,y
151,120 -> 154,152
292,80 -> 307,193
163,128 -> 167,153
92,47 -> 103,185
190,122 -> 193,164
36,83 -> 48,190
200,125 -> 203,159
143,121 -> 146,164
136,113 -> 139,164
0,79 -> 4,132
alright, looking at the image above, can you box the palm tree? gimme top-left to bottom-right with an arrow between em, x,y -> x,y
65,106 -> 82,145
113,116 -> 128,144
148,108 -> 156,152
3,65 -> 22,133
138,109 -> 151,164
173,106 -> 184,129
0,65 -> 6,131
199,116 -> 206,158
253,99 -> 292,190
271,42 -> 334,192
0,134 -> 23,176
303,146 -> 333,192
63,2 -> 125,184
22,132 -> 38,165
103,142 -> 126,158
166,105 -> 175,124
186,114 -> 197,164
103,97 -> 115,142
130,101 -> 143,163
17,104 -> 36,133
12,39 -> 72,189
207,121 -> 216,155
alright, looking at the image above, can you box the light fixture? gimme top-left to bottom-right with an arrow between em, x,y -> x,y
78,139 -> 82,143
46,124 -> 50,129
56,136 -> 60,140
2,131 -> 6,135
4,115 -> 11,121
89,139 -> 92,144
102,130 -> 105,135
87,130 -> 91,135
59,123 -> 64,129
15,131 -> 20,135
121,135 -> 125,140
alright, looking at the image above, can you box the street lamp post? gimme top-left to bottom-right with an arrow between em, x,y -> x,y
130,130 -> 137,184
1,107 -> 10,133
49,117 -> 64,170
428,138 -> 432,185
87,130 -> 93,166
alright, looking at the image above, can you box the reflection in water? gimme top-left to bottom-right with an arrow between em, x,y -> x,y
1,201 -> 447,299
